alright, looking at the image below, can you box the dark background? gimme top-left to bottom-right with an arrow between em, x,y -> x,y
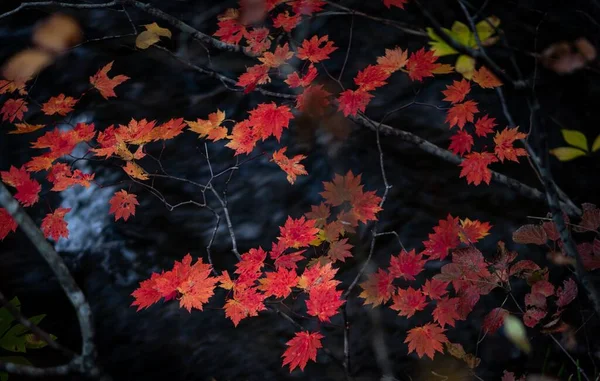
1,0 -> 600,380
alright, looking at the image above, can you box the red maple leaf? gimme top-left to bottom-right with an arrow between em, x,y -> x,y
297,35 -> 337,63
272,148 -> 307,184
282,331 -> 323,372
225,120 -> 259,155
391,287 -> 428,317
213,14 -> 246,45
421,279 -> 449,300
359,268 -> 395,306
89,61 -> 129,99
249,102 -> 294,141
406,48 -> 441,81
433,297 -> 461,327
306,283 -> 344,322
389,249 -> 426,280
320,171 -> 364,206
47,163 -> 94,191
32,123 -> 95,158
383,0 -> 409,8
41,207 -> 70,241
327,238 -> 353,263
152,118 -> 187,141
474,114 -> 497,137
177,257 -> 219,313
109,189 -> 139,221
290,0 -> 326,15
405,323 -> 449,359
494,127 -> 528,162
274,251 -> 306,270
116,118 -> 156,145
285,64 -> 318,88
351,190 -> 382,223
422,214 -> 460,260
236,64 -> 270,93
459,152 -> 498,185
0,208 -> 18,240
246,27 -> 271,54
258,267 -> 298,298
482,307 -> 509,334
442,79 -> 471,104
296,85 -> 331,116
0,166 -> 41,206
449,130 -> 474,156
278,216 -> 319,249
304,203 -> 330,228
445,100 -> 479,129
556,278 -> 578,308
273,11 -> 301,32
235,247 -> 267,279
0,98 -> 28,122
354,64 -> 390,91
41,94 -> 78,116
298,262 -> 339,291
337,89 -> 373,117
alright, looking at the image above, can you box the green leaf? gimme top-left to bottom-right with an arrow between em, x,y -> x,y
561,129 -> 588,151
550,147 -> 587,161
0,314 -> 45,353
592,134 -> 600,152
24,333 -> 57,349
475,16 -> 501,44
503,314 -> 531,353
0,298 -> 20,338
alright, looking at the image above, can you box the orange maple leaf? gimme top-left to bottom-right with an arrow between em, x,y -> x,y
0,98 -> 28,122
445,100 -> 479,129
442,79 -> 471,104
494,127 -> 528,162
297,262 -> 339,290
422,214 -> 460,260
377,47 -> 408,73
359,268 -> 395,307
109,189 -> 139,221
41,94 -> 78,116
47,163 -> 94,191
151,118 -> 187,141
9,122 -> 45,135
421,279 -> 449,300
259,43 -> 294,68
405,323 -> 449,359
296,85 -> 331,116
0,208 -> 18,241
246,27 -> 271,54
459,218 -> 492,243
224,286 -> 266,326
354,64 -> 390,91
391,287 -> 428,317
41,207 -> 70,241
116,118 -> 156,145
122,161 -> 149,181
472,66 -> 502,88
258,267 -> 298,298
225,120 -> 259,155
278,216 -> 320,249
282,331 -> 323,372
327,238 -> 353,263
448,130 -> 474,156
459,151 -> 498,185
271,147 -> 307,184
337,89 -> 373,117
89,61 -> 129,99
187,110 -> 228,141
237,64 -> 270,93
297,35 -> 337,63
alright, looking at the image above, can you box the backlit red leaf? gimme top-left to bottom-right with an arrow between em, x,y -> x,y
282,331 -> 323,372
41,207 -> 70,241
89,61 -> 129,99
109,189 -> 139,221
405,323 -> 449,359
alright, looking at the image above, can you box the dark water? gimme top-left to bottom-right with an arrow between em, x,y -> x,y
1,1 -> 600,380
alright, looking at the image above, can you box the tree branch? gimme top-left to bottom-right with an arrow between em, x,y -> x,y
0,1 -> 118,20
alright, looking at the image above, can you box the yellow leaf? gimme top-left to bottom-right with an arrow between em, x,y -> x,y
123,162 -> 149,180
431,64 -> 454,74
560,129 -> 588,151
592,134 -> 600,152
475,16 -> 501,44
450,21 -> 472,46
550,147 -> 587,161
455,55 -> 476,79
143,22 -> 171,38
135,30 -> 160,49
503,314 -> 531,354
427,27 -> 458,57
